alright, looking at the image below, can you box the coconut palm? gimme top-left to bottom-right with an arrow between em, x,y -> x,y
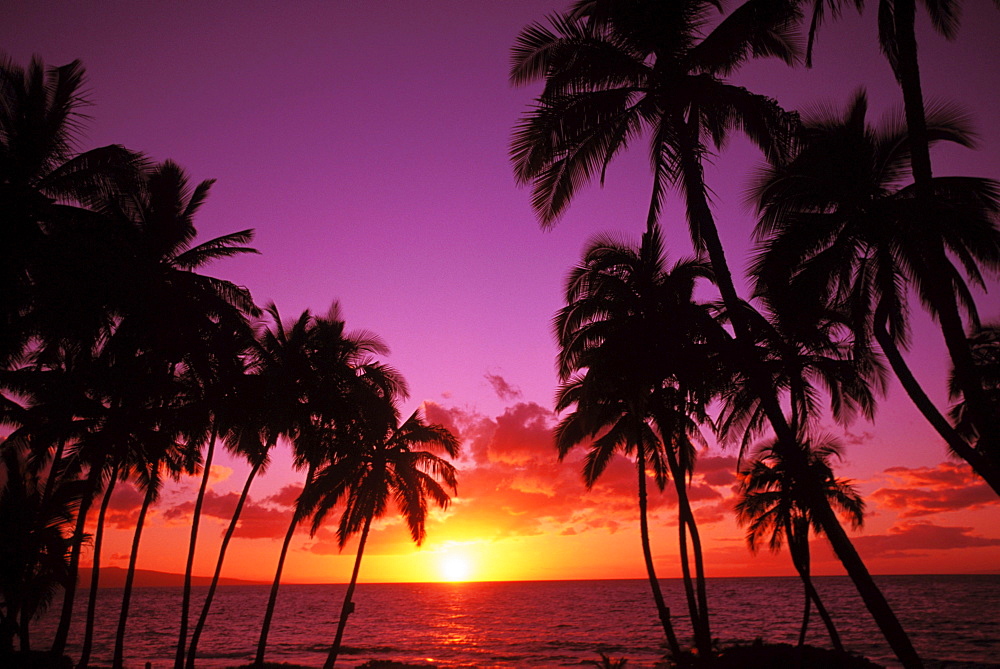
798,0 -> 1000,453
172,324 -> 255,669
750,90 -> 1000,494
39,160 -> 258,666
512,3 -> 921,665
253,303 -> 405,667
949,323 -> 1000,459
110,393 -> 199,669
0,447 -> 84,656
306,401 -> 460,669
554,224 -> 724,657
184,369 -> 279,668
0,54 -> 145,366
736,435 -> 864,651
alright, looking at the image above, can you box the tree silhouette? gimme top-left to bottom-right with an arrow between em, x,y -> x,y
750,90 -> 1000,494
253,303 -> 404,667
511,3 -> 921,665
305,402 -> 459,669
737,435 -> 864,651
554,224 -> 723,656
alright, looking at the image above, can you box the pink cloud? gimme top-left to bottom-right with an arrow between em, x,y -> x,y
853,521 -> 1000,557
872,462 -> 998,518
484,372 -> 522,402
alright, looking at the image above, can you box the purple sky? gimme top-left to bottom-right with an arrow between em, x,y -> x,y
5,0 -> 999,513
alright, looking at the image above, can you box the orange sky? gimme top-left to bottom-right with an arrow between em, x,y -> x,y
87,393 -> 1000,586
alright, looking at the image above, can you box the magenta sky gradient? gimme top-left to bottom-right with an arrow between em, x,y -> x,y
5,1 -> 999,578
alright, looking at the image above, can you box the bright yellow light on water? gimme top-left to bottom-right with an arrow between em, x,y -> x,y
439,554 -> 472,582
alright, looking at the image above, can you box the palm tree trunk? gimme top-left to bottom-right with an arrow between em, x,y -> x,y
18,602 -> 31,652
112,479 -> 156,669
798,580 -> 811,647
790,523 -> 843,653
175,429 -> 217,669
665,451 -> 710,655
807,576 -> 843,653
77,466 -> 117,669
254,469 -> 313,667
923,251 -> 999,456
889,0 -> 998,483
874,312 -> 1000,495
51,464 -> 103,657
186,458 -> 263,669
324,514 -> 373,669
676,125 -> 922,668
635,443 -> 683,658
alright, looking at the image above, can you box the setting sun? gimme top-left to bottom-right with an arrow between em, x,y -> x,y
438,554 -> 473,582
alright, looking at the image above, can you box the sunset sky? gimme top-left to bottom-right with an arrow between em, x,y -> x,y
4,1 -> 999,585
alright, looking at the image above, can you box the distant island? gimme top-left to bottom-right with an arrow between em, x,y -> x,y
77,567 -> 267,589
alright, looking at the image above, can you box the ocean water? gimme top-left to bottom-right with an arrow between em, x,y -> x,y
34,575 -> 1000,668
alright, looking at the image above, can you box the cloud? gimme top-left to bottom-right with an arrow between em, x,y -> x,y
107,482 -> 147,529
286,399 -> 745,557
853,521 -> 1000,558
484,372 -> 522,402
871,462 -> 998,518
160,487 -> 302,540
209,465 -> 233,484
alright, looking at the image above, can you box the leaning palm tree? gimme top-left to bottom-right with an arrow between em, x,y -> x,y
554,225 -> 724,657
751,90 -> 1000,494
306,401 -> 460,669
948,323 -> 1000,468
511,3 -> 921,665
184,370 -> 281,668
798,0 -> 1000,457
253,303 -> 405,667
736,435 -> 864,652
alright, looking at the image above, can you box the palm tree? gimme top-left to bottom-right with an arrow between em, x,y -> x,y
0,447 -> 84,657
0,54 -> 145,366
511,3 -> 922,665
173,321 -> 255,669
305,402 -> 460,669
736,435 -> 864,652
949,323 -> 1000,464
184,370 -> 279,668
750,90 -> 1000,494
798,0 -> 1000,456
253,303 -> 405,667
553,225 -> 724,657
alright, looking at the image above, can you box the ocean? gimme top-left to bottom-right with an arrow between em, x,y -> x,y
34,575 -> 1000,668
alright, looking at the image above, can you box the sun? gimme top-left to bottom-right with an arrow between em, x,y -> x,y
438,554 -> 473,582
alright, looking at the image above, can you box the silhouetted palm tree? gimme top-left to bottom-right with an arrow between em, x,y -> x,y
0,54 -> 144,366
554,225 -> 724,656
0,448 -> 84,656
798,0 -> 1000,457
512,3 -> 921,664
306,402 -> 459,669
751,90 -> 1000,494
948,323 -> 1000,470
184,369 -> 278,668
253,303 -> 405,667
737,435 -> 864,651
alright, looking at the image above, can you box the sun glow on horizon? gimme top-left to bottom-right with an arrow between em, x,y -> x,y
438,553 -> 473,582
